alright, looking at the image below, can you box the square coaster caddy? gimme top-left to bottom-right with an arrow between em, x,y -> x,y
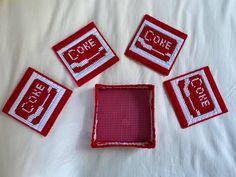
91,84 -> 156,148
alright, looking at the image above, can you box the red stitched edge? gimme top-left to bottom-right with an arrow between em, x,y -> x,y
164,80 -> 188,128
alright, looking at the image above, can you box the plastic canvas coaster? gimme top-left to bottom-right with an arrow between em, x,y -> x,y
125,14 -> 187,75
164,66 -> 228,128
91,84 -> 156,148
52,22 -> 119,87
2,67 -> 72,136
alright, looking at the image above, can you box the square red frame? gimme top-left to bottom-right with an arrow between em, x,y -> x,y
2,67 -> 72,136
164,66 -> 228,128
52,22 -> 119,87
125,14 -> 187,75
91,84 -> 156,148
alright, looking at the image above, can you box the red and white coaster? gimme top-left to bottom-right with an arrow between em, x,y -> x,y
125,14 -> 187,75
164,66 -> 228,128
2,67 -> 72,136
52,22 -> 119,87
91,84 -> 155,148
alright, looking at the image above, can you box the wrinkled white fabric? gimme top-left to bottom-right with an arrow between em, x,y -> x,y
0,0 -> 236,177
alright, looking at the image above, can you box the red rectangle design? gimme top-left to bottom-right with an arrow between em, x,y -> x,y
125,14 -> 187,75
2,67 -> 72,136
53,22 -> 119,87
164,66 -> 228,128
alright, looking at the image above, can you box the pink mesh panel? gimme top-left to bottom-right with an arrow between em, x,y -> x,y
96,88 -> 152,143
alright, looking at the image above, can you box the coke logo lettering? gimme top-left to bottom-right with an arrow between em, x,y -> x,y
178,75 -> 215,117
63,35 -> 106,73
135,25 -> 177,62
15,79 -> 57,125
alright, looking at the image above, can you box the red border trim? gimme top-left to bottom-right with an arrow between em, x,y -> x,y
91,84 -> 156,148
164,66 -> 228,128
52,22 -> 119,87
125,14 -> 187,76
2,67 -> 72,136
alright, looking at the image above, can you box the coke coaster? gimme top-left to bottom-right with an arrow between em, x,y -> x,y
164,66 -> 228,128
91,84 -> 155,148
125,14 -> 187,75
52,22 -> 119,87
2,67 -> 72,136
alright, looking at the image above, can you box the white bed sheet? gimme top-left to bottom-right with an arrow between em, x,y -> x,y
0,0 -> 236,177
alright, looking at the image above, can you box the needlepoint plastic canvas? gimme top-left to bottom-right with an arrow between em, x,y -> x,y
52,22 -> 119,87
164,66 -> 228,128
125,14 -> 187,75
91,84 -> 156,148
2,67 -> 72,136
